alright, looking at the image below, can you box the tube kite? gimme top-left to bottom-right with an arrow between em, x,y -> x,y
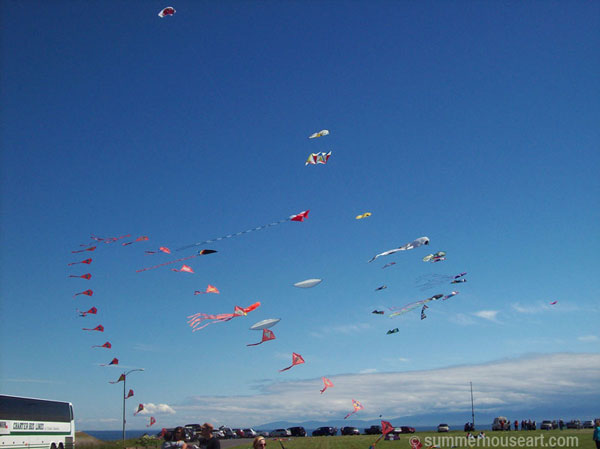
356,212 -> 372,220
250,318 -> 280,330
279,352 -> 304,372
175,210 -> 309,252
320,377 -> 334,394
343,399 -> 363,419
309,129 -> 329,138
187,302 -> 260,332
305,151 -> 331,165
247,328 -> 275,346
158,7 -> 175,18
194,285 -> 219,295
442,291 -> 459,300
293,278 -> 322,288
368,237 -> 430,263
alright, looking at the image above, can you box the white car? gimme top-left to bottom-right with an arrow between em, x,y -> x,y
243,429 -> 258,438
270,429 -> 291,437
437,423 -> 450,432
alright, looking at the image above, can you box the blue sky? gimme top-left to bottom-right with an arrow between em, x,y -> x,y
1,0 -> 599,431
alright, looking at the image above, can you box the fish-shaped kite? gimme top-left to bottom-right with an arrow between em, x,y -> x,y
355,212 -> 372,220
194,285 -> 219,295
309,129 -> 329,138
74,289 -> 93,298
158,7 -> 175,18
368,237 -> 430,263
68,258 -> 92,266
279,352 -> 304,372
187,302 -> 260,332
78,306 -> 97,317
320,377 -> 334,394
442,291 -> 459,301
172,264 -> 194,273
92,341 -> 111,349
293,278 -> 322,288
82,324 -> 104,332
305,151 -> 332,165
247,328 -> 275,346
343,399 -> 363,419
69,273 -> 92,280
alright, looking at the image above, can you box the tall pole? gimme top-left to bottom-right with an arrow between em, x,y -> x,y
470,381 -> 475,429
119,369 -> 144,449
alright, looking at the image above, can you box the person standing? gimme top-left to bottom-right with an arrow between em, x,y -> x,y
593,419 -> 600,449
162,427 -> 188,449
198,423 -> 220,449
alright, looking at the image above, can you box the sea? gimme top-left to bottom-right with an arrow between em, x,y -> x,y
82,430 -> 155,441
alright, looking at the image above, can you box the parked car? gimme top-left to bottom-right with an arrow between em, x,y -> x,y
256,430 -> 270,437
287,427 -> 306,437
312,427 -> 337,436
218,427 -> 237,439
341,427 -> 360,435
384,432 -> 400,441
566,420 -> 582,429
540,421 -> 553,431
400,426 -> 416,433
492,417 -> 510,431
243,429 -> 258,438
271,429 -> 292,437
364,425 -> 382,435
212,430 -> 225,439
583,421 -> 594,429
233,429 -> 245,438
437,424 -> 450,432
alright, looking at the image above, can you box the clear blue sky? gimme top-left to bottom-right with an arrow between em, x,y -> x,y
1,0 -> 599,431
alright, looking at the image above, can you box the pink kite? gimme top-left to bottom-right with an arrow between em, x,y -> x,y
137,249 -> 216,273
188,302 -> 261,332
134,404 -> 144,415
145,247 -> 171,254
247,328 -> 275,346
110,374 -> 125,384
78,307 -> 98,317
74,289 -> 93,298
172,264 -> 194,273
320,377 -> 334,394
122,236 -> 149,246
158,7 -> 175,18
92,341 -> 112,349
101,358 -> 118,366
83,324 -> 104,332
279,352 -> 304,372
147,417 -> 156,427
126,389 -> 134,399
382,262 -> 396,269
68,258 -> 92,266
343,399 -> 363,419
195,285 -> 219,295
91,234 -> 130,243
72,246 -> 96,254
69,273 -> 92,280
550,300 -> 558,305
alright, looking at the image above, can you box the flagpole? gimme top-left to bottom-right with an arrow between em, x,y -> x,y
120,369 -> 144,449
470,381 -> 475,430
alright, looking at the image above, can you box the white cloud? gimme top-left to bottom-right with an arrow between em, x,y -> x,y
473,310 -> 499,322
448,313 -> 475,326
172,353 -> 600,427
137,403 -> 176,415
578,335 -> 598,342
359,368 -> 377,374
2,378 -> 61,384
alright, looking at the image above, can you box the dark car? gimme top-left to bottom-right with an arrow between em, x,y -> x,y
287,427 -> 306,437
464,422 -> 475,432
364,425 -> 382,435
312,426 -> 337,436
566,420 -> 582,429
341,427 -> 360,435
400,426 -> 416,433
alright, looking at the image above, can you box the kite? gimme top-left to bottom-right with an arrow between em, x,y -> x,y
71,246 -> 96,254
372,310 -> 385,315
550,300 -> 558,305
175,210 -> 310,252
194,285 -> 219,295
247,328 -> 275,346
442,291 -> 459,300
369,420 -> 394,449
158,7 -> 175,18
134,404 -> 144,415
137,249 -> 216,273
123,236 -> 149,246
172,264 -> 194,273
309,129 -> 329,138
375,285 -> 387,291
279,352 -> 304,372
382,262 -> 396,269
68,258 -> 92,266
92,341 -> 112,349
423,251 -> 446,263
356,212 -> 372,220
78,306 -> 98,317
451,278 -> 467,284
343,399 -> 363,419
101,358 -> 118,366
389,294 -> 444,318
126,389 -> 134,399
187,302 -> 260,332
250,318 -> 280,330
293,279 -> 322,288
74,289 -> 93,298
147,417 -> 156,427
82,324 -> 104,332
368,237 -> 430,263
421,304 -> 428,320
305,151 -> 331,165
69,273 -> 92,280
320,377 -> 334,394
416,272 -> 466,290
90,234 -> 130,243
110,374 -> 125,384
145,247 -> 171,255
386,328 -> 399,334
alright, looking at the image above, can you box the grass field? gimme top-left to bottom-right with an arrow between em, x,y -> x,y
78,429 -> 595,449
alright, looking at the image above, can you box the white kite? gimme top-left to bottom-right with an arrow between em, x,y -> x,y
308,129 -> 329,139
293,279 -> 323,288
250,318 -> 281,330
368,237 -> 430,263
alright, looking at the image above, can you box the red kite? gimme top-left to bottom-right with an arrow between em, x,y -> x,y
78,307 -> 98,317
110,374 -> 125,384
72,246 -> 96,253
147,417 -> 156,427
134,404 -> 144,415
550,300 -> 558,305
69,273 -> 92,280
126,389 -> 134,399
123,236 -> 149,246
92,341 -> 111,349
172,264 -> 194,273
145,247 -> 171,254
82,324 -> 104,332
279,352 -> 304,372
100,358 -> 118,366
74,289 -> 93,298
68,258 -> 92,266
247,328 -> 275,346
188,302 -> 261,332
158,7 -> 175,18
320,377 -> 334,394
194,285 -> 219,295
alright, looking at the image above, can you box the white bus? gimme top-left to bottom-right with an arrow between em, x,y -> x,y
0,395 -> 75,449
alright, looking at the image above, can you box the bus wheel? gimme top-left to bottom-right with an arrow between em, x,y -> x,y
51,444 -> 57,449
58,444 -> 64,449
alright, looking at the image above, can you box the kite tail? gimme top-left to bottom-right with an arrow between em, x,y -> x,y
137,254 -> 198,273
279,366 -> 293,372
